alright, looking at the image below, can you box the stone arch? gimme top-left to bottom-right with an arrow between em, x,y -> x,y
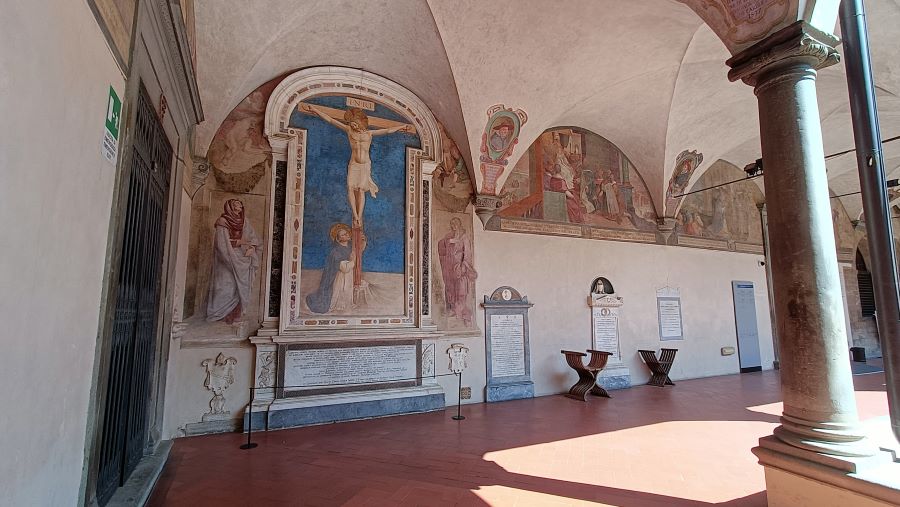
264,67 -> 441,163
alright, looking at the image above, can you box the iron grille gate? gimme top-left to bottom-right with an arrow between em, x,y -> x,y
96,83 -> 172,505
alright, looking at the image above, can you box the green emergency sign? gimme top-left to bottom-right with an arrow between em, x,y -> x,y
105,85 -> 121,140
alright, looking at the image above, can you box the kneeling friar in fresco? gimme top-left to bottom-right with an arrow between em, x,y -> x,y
306,223 -> 367,314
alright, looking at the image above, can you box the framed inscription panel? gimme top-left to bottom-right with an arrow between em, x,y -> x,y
489,314 -> 526,377
276,340 -> 421,398
656,286 -> 684,341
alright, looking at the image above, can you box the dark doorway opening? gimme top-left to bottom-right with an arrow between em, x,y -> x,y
96,83 -> 172,505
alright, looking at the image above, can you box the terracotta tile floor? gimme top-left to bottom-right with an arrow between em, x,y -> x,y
149,364 -> 889,506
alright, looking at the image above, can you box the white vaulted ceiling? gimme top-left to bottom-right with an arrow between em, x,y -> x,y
193,0 -> 471,168
192,0 -> 900,220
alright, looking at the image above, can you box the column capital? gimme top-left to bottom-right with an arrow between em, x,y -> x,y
726,21 -> 840,87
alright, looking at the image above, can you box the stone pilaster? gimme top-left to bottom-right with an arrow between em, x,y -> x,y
728,22 -> 874,458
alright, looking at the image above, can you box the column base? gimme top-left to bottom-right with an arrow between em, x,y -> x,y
774,413 -> 876,457
753,435 -> 900,506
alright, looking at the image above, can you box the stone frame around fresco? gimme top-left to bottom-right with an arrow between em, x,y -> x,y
260,67 -> 444,334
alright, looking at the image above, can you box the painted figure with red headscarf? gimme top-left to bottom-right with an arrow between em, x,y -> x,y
207,199 -> 261,324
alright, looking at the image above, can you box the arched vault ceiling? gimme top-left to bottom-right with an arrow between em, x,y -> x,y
426,0 -> 702,212
193,0 -> 470,169
193,0 -> 900,222
666,0 -> 900,221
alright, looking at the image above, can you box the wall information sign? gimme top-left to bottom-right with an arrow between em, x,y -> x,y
656,286 -> 684,341
101,85 -> 121,164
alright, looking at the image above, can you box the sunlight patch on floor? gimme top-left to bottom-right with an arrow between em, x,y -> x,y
472,485 -> 618,506
481,420 -> 775,504
747,390 -> 888,421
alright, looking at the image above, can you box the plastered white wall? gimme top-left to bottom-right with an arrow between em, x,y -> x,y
160,222 -> 775,434
472,222 -> 775,398
0,1 -> 124,504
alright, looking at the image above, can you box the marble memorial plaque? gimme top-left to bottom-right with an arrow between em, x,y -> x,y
490,314 -> 525,377
657,298 -> 683,340
592,309 -> 620,361
279,341 -> 419,397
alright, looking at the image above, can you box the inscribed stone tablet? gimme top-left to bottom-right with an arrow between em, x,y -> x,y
490,314 -> 525,377
283,344 -> 417,393
658,298 -> 683,340
592,309 -> 619,360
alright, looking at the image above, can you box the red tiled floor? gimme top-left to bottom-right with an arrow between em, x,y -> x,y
148,365 -> 889,506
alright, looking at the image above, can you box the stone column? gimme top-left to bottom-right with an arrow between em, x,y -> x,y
728,22 -> 873,458
757,203 -> 779,369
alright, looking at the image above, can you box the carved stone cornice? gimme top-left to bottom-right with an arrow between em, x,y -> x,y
726,21 -> 840,87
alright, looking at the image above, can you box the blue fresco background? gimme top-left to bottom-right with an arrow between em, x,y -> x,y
290,95 -> 420,273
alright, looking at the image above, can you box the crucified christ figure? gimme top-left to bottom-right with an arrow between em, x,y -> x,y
300,103 -> 413,227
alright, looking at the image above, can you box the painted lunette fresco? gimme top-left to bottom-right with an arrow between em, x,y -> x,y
498,127 -> 658,232
675,160 -> 764,246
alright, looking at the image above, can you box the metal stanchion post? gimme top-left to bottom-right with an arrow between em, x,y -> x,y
240,387 -> 258,450
452,371 -> 465,421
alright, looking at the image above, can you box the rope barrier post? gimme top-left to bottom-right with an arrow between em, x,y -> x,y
452,371 -> 465,421
240,387 -> 258,450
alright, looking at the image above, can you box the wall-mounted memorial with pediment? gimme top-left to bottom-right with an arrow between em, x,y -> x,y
587,277 -> 630,390
482,286 -> 534,402
244,67 -> 449,430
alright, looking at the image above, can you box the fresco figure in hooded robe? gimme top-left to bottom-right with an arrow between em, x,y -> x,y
207,199 -> 260,324
306,223 -> 367,314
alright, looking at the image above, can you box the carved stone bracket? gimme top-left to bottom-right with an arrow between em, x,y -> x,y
189,156 -> 210,194
474,194 -> 502,227
726,21 -> 840,86
657,217 -> 677,245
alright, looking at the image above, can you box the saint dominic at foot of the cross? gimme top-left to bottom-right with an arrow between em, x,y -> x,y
299,102 -> 415,287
